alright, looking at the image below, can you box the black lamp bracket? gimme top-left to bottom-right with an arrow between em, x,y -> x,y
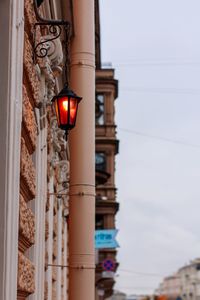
34,21 -> 70,60
33,0 -> 70,61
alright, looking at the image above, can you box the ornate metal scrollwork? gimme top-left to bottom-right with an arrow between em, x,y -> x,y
34,21 -> 69,60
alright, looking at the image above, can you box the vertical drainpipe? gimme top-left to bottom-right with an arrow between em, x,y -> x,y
69,0 -> 95,299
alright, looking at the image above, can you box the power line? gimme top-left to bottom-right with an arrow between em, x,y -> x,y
120,87 -> 200,95
112,58 -> 200,62
118,128 -> 200,149
114,62 -> 200,67
116,286 -> 156,290
119,269 -> 164,278
104,58 -> 200,66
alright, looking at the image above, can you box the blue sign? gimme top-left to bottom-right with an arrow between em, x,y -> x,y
95,229 -> 119,249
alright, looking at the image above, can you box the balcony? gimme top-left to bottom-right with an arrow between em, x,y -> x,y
96,169 -> 110,185
95,152 -> 110,185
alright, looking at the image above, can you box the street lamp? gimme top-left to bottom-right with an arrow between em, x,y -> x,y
33,0 -> 82,140
52,85 -> 82,140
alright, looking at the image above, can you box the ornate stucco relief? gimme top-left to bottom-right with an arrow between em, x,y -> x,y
55,160 -> 70,187
36,34 -> 63,106
20,138 -> 36,200
24,32 -> 40,107
22,84 -> 37,153
24,0 -> 37,39
19,194 -> 35,253
17,251 -> 35,295
39,20 -> 70,300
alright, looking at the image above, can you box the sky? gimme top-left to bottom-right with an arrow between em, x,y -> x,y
100,0 -> 200,296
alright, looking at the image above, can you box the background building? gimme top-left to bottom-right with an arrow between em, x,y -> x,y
95,1 -> 120,299
157,275 -> 181,300
108,291 -> 127,300
157,259 -> 200,300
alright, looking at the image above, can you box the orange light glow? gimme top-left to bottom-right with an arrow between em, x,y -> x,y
62,100 -> 68,111
52,86 -> 81,131
59,97 -> 69,125
70,100 -> 77,122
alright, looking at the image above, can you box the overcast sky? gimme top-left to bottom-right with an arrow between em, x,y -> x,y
100,0 -> 200,296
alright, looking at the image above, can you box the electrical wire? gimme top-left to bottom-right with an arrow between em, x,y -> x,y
103,59 -> 200,67
118,269 -> 164,278
114,62 -> 200,67
118,128 -> 200,149
120,87 -> 200,95
116,286 -> 156,290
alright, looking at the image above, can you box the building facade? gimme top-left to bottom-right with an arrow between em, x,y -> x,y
0,0 -> 119,299
157,275 -> 181,300
108,291 -> 127,300
0,0 -> 98,299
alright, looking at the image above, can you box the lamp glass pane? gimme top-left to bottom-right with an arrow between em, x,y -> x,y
59,97 -> 69,125
54,100 -> 60,126
69,98 -> 78,125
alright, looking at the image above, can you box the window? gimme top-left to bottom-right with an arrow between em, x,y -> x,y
95,93 -> 105,125
37,0 -> 45,7
96,214 -> 104,229
95,152 -> 106,172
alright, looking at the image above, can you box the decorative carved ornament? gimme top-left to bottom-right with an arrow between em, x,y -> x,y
20,138 -> 36,201
19,195 -> 35,253
17,251 -> 35,296
37,35 -> 64,105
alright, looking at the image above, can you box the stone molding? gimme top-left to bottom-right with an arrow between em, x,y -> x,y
35,12 -> 72,300
53,200 -> 57,216
46,195 -> 50,212
62,236 -> 65,252
45,219 -> 49,241
53,237 -> 58,260
52,267 -> 57,282
0,0 -> 24,299
44,281 -> 48,300
53,216 -> 58,238
45,251 -> 49,271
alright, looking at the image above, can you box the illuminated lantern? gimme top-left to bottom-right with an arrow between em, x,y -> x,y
52,85 -> 82,138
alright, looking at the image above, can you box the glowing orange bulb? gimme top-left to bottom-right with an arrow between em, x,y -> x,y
62,100 -> 68,111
